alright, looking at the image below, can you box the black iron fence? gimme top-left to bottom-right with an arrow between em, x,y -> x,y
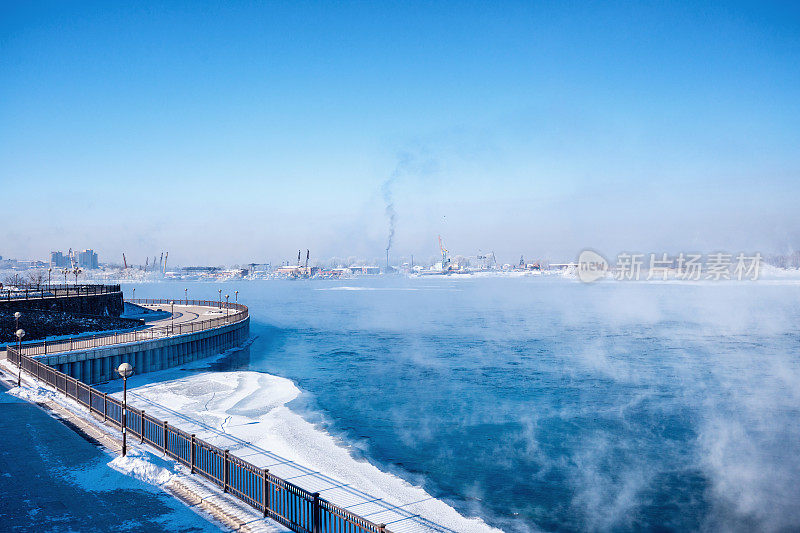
6,305 -> 392,533
1,284 -> 121,301
12,298 -> 246,357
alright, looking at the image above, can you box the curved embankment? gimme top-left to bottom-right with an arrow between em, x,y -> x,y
14,298 -> 250,384
7,297 -> 425,533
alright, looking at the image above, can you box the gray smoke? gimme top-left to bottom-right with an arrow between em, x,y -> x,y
382,153 -> 413,254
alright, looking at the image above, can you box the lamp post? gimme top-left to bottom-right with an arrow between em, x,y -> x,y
48,267 -> 52,289
73,267 -> 82,286
225,294 -> 229,318
170,301 -> 175,334
218,289 -> 222,309
184,288 -> 188,304
132,287 -> 135,301
14,311 -> 20,331
62,268 -> 68,285
117,362 -> 134,457
235,290 -> 238,303
15,329 -> 25,387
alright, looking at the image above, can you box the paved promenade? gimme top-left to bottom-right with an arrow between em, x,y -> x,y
0,379 -> 227,532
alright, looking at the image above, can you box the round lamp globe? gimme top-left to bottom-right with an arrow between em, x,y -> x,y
118,362 -> 134,379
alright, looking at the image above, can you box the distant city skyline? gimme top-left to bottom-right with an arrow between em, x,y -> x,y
2,2 -> 799,264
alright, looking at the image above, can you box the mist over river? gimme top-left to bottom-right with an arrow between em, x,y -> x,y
131,277 -> 800,532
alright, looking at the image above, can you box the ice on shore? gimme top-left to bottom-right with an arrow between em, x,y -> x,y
107,367 -> 500,533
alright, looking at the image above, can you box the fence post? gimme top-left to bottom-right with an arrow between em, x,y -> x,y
268,468 -> 269,517
163,421 -> 168,455
313,492 -> 321,533
379,524 -> 386,533
44,340 -> 47,355
190,434 -> 195,473
140,411 -> 145,443
223,450 -> 229,493
103,393 -> 107,421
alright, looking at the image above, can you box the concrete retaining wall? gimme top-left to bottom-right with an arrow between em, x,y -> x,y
36,317 -> 250,384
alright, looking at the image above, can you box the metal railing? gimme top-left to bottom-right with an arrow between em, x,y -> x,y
1,284 -> 121,302
13,298 -> 246,358
7,331 -> 393,533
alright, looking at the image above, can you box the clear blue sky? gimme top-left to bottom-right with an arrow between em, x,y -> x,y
1,1 -> 798,265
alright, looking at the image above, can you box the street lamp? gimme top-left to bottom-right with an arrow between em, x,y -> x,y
170,301 -> 175,334
132,287 -> 135,301
235,290 -> 238,303
117,362 -> 134,457
62,268 -> 69,285
48,267 -> 52,289
15,328 -> 25,387
225,294 -> 229,318
73,267 -> 82,286
184,288 -> 188,304
14,311 -> 20,331
218,289 -> 222,309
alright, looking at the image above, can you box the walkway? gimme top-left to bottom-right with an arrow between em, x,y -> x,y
14,299 -> 247,359
0,381 -> 226,533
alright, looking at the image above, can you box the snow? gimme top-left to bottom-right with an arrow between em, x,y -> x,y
0,364 -> 280,532
97,356 -> 501,533
109,448 -> 175,486
4,350 -> 497,532
7,383 -> 59,404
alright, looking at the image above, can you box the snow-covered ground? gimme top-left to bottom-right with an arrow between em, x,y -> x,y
0,366 -> 265,532
2,347 -> 498,533
94,352 -> 500,533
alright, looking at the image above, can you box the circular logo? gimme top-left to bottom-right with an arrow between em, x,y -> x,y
577,250 -> 609,283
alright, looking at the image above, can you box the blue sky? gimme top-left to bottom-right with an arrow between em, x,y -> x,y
1,1 -> 798,265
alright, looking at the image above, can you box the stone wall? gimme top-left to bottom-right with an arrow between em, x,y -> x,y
0,291 -> 124,317
0,308 -> 143,343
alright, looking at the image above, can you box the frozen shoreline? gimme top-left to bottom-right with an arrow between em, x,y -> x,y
95,352 -> 501,533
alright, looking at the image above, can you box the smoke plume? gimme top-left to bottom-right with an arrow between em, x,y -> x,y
382,153 -> 412,255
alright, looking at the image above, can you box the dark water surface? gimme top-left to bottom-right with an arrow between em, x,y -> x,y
133,278 -> 800,532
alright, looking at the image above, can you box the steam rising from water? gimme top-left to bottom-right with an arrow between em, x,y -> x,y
131,278 -> 800,532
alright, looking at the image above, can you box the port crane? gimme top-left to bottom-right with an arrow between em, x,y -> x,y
123,253 -> 128,270
438,235 -> 451,272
